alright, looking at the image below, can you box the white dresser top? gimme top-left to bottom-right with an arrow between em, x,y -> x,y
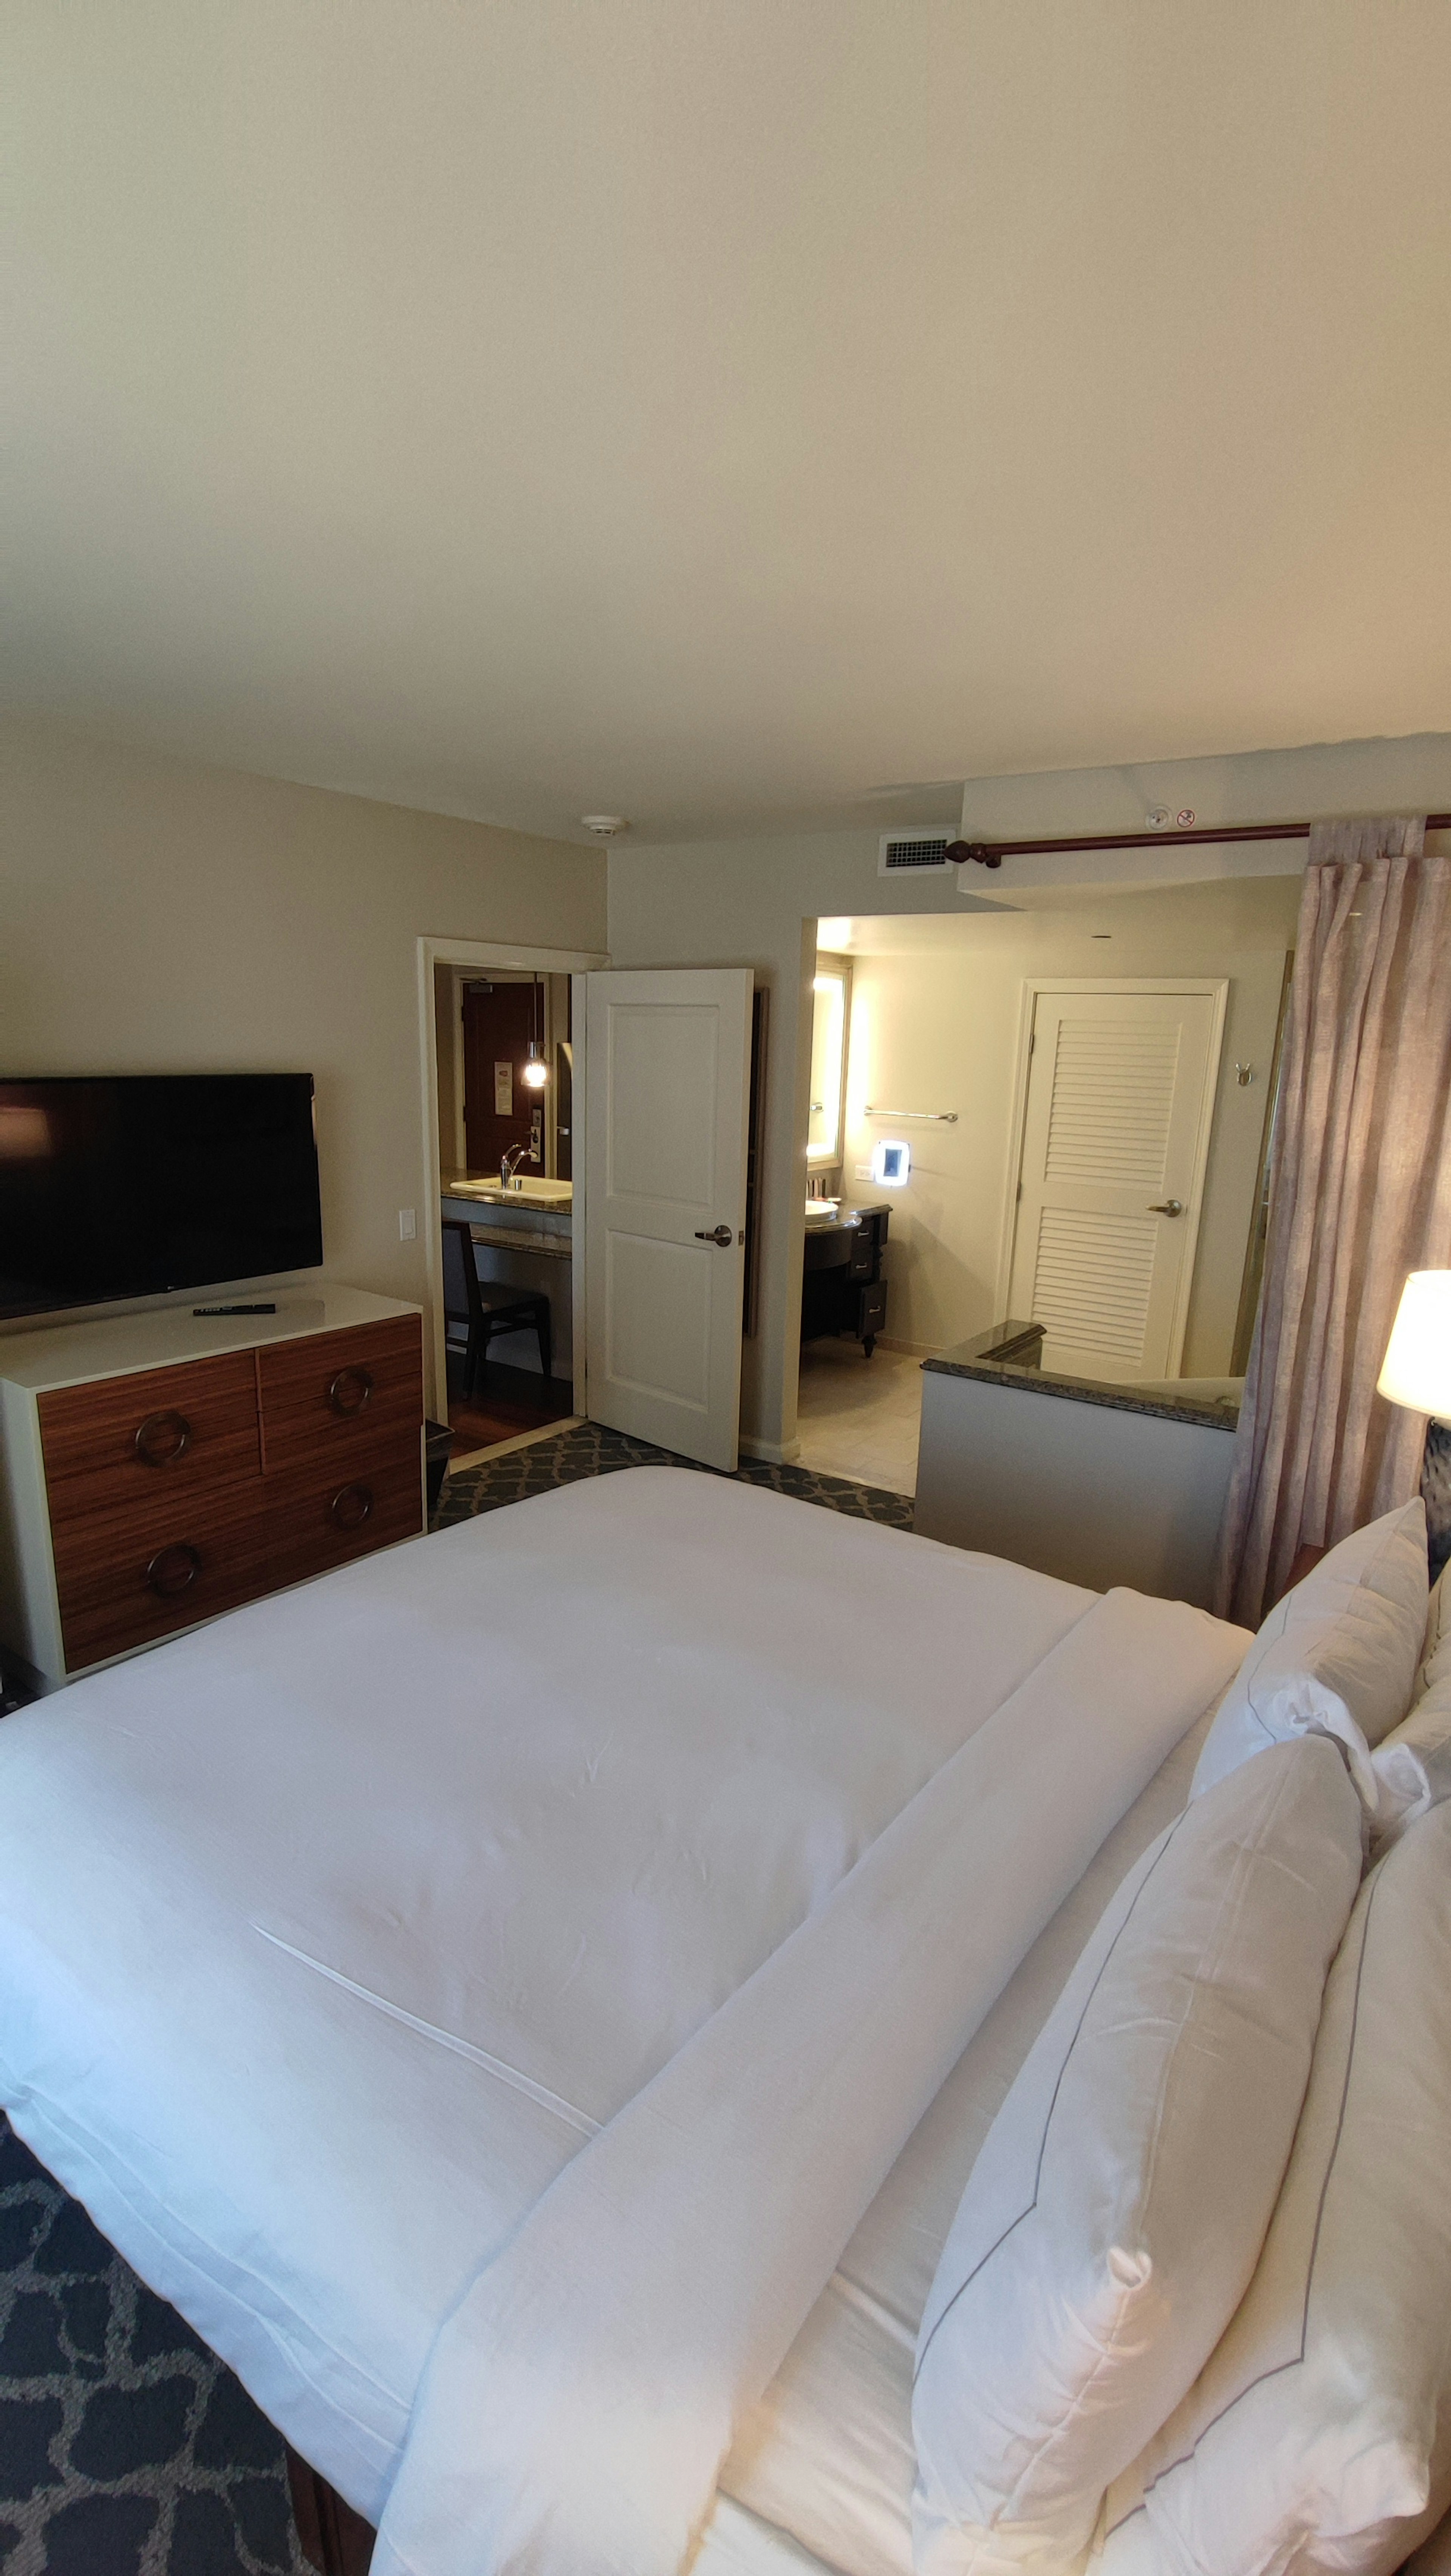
0,1285 -> 420,1394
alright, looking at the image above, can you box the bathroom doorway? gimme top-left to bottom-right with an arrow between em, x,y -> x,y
417,934 -> 606,1477
794,882 -> 1298,1498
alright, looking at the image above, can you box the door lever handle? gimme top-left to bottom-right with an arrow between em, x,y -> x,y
1147,1199 -> 1184,1216
695,1224 -> 735,1246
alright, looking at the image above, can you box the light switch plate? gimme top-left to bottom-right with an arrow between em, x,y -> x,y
398,1208 -> 417,1241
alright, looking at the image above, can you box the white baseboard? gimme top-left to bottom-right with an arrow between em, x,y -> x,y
738,1433 -> 803,1466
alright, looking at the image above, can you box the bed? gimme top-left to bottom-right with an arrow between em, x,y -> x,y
0,1466 -> 1254,2575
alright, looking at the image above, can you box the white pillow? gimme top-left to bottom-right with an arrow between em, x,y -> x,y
1366,1672 -> 1451,1858
1424,1557 -> 1451,1695
911,1738 -> 1363,2576
1191,1499 -> 1428,1800
1103,1795 -> 1451,2576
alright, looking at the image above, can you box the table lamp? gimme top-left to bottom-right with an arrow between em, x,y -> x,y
1378,1270 -> 1451,1583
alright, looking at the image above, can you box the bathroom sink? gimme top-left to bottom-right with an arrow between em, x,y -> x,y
447,1177 -> 573,1209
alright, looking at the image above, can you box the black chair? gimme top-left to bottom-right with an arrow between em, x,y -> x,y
441,1220 -> 552,1397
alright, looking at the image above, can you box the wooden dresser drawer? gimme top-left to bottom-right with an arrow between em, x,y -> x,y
52,1481 -> 271,1670
39,1352 -> 263,1530
264,1441 -> 424,1591
257,1317 -> 423,1477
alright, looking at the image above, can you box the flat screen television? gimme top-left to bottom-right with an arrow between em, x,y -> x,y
0,1074 -> 323,1321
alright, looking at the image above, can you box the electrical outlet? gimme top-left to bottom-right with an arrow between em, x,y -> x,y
854,1165 -> 872,1180
398,1208 -> 417,1241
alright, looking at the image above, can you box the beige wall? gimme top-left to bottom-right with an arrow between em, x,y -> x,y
0,720 -> 606,1341
607,734 -> 1451,1456
841,877 -> 1301,1376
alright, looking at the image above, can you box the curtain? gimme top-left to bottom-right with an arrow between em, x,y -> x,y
1214,818 -> 1451,1627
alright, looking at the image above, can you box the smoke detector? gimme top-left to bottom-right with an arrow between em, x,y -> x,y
581,814 -> 629,837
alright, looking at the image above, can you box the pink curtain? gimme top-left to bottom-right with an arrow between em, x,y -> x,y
1215,819 -> 1451,1627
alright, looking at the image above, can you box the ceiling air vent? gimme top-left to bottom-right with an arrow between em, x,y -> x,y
877,831 -> 955,878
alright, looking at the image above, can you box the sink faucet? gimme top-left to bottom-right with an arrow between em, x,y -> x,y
500,1139 -> 539,1191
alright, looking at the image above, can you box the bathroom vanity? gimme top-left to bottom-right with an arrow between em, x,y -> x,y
441,1177 -> 573,1383
800,1202 -> 891,1355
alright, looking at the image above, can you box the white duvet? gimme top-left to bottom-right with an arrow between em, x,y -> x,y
0,1468 -> 1247,2576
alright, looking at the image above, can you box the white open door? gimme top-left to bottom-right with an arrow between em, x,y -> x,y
1007,981 -> 1226,1381
583,968 -> 753,1469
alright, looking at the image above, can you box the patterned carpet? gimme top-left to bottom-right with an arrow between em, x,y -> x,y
434,1418 -> 915,1530
0,1432 -> 906,2571
0,2116 -> 305,2576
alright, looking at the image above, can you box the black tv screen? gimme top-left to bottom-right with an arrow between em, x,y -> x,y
0,1074 -> 323,1320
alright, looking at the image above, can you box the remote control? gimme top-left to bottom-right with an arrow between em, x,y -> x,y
192,1302 -> 278,1316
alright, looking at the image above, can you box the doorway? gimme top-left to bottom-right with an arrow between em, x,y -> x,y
417,935 -> 606,1475
793,880 -> 1299,1496
418,941 -> 756,1486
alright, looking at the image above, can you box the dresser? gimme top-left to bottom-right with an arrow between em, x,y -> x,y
0,1287 -> 424,1691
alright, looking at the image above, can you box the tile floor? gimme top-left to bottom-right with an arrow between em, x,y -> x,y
792,1340 -> 927,1497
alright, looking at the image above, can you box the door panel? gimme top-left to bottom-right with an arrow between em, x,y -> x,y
605,1232 -> 713,1407
606,1006 -> 721,1203
1008,985 -> 1224,1381
585,968 -> 752,1469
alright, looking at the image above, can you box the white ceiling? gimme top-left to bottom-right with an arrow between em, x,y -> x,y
6,3 -> 1451,845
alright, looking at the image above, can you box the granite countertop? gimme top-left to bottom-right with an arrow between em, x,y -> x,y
922,1321 -> 1241,1432
803,1199 -> 891,1230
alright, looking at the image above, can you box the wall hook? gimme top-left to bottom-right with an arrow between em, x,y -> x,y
1235,1062 -> 1255,1086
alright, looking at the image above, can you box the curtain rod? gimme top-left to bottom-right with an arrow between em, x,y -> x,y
949,814 -> 1451,870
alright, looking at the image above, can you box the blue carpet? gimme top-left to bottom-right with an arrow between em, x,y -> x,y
0,2115 -> 305,2575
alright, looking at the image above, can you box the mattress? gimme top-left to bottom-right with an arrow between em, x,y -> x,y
0,1467 -> 1246,2576
702,1704 -> 1217,2576
0,1468 -> 1098,2512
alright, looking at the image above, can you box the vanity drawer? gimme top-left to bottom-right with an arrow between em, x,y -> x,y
257,1317 -> 424,1476
264,1442 -> 424,1592
39,1353 -> 263,1530
51,1480 -> 270,1670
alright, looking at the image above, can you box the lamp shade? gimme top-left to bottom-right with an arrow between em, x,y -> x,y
1378,1271 -> 1451,1418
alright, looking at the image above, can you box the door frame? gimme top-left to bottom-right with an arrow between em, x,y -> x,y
416,935 -> 608,1421
992,975 -> 1229,1375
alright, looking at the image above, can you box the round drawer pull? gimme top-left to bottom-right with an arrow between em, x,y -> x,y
135,1410 -> 192,1468
326,1367 -> 374,1418
146,1542 -> 202,1599
329,1483 -> 374,1532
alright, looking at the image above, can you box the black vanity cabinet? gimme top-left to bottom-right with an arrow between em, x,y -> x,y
800,1203 -> 891,1356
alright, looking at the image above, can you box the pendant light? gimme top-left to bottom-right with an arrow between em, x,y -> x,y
522,975 -> 549,1088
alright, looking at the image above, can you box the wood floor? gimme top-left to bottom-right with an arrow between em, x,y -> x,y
446,1358 -> 575,1455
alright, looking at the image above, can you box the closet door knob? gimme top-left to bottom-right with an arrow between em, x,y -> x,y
1147,1200 -> 1184,1217
135,1410 -> 192,1466
694,1225 -> 735,1247
326,1367 -> 374,1416
146,1542 -> 201,1598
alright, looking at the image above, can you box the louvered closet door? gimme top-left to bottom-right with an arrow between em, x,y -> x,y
1007,987 -> 1222,1382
